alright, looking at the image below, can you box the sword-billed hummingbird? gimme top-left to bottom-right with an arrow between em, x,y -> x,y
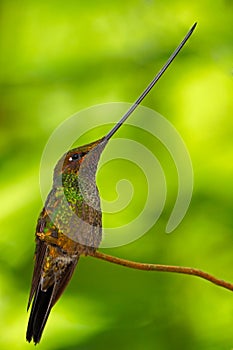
26,23 -> 196,344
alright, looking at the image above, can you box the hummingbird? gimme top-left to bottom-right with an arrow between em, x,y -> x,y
26,23 -> 197,344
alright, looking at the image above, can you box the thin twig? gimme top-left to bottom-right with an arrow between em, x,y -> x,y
89,250 -> 233,293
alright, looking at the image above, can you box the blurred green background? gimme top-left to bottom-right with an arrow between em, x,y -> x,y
0,1 -> 233,349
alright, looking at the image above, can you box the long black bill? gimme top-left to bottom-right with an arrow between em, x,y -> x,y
78,22 -> 197,222
104,22 -> 197,142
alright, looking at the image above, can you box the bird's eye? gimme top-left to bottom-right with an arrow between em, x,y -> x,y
69,154 -> 79,162
68,152 -> 86,162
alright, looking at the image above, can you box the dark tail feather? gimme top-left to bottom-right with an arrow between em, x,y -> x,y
26,257 -> 79,344
26,284 -> 54,344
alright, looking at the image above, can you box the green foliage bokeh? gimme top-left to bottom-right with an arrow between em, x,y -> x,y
0,1 -> 232,349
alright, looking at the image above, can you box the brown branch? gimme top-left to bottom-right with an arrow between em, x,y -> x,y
89,250 -> 233,293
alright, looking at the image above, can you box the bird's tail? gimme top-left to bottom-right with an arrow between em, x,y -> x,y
26,258 -> 78,344
26,284 -> 54,344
